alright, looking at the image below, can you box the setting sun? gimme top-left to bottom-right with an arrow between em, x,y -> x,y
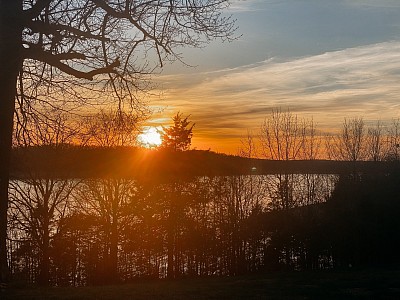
138,127 -> 163,148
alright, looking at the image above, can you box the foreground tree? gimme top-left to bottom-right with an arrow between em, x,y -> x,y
74,178 -> 137,284
0,1 -> 236,282
73,110 -> 141,284
8,113 -> 79,285
159,113 -> 194,278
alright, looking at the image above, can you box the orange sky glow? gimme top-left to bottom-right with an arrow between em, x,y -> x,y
140,1 -> 400,154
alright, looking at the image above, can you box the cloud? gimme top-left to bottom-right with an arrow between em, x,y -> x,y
344,0 -> 400,8
228,0 -> 267,12
152,41 -> 400,153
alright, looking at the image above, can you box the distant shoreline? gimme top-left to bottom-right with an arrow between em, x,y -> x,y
10,146 -> 400,179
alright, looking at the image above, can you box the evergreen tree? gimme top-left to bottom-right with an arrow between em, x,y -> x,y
162,113 -> 194,151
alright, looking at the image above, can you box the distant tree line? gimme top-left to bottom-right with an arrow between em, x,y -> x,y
251,109 -> 400,162
6,110 -> 400,286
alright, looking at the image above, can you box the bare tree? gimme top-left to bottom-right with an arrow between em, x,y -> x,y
79,109 -> 142,147
329,117 -> 366,161
301,117 -> 322,160
74,178 -> 137,284
238,130 -> 257,159
386,118 -> 400,161
73,109 -> 143,283
260,109 -> 306,161
366,121 -> 385,162
14,110 -> 79,148
8,113 -> 79,285
259,109 -> 308,210
9,177 -> 77,286
0,0 -> 236,281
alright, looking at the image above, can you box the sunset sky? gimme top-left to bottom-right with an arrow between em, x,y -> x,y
147,0 -> 400,154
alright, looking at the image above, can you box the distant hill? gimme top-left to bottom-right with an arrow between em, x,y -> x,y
10,145 -> 400,180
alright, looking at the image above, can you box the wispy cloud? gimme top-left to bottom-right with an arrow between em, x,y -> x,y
228,0 -> 267,12
344,0 -> 400,9
152,41 -> 400,153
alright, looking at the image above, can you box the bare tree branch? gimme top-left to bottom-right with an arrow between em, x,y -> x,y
23,0 -> 53,20
27,20 -> 110,42
23,48 -> 120,80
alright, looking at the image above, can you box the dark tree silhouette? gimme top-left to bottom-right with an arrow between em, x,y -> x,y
9,174 -> 77,286
79,110 -> 142,147
0,0 -> 236,282
156,113 -> 195,278
328,117 -> 366,161
162,113 -> 194,151
387,119 -> 400,161
260,109 -> 307,210
74,110 -> 142,284
8,113 -> 79,286
74,178 -> 138,284
327,172 -> 400,268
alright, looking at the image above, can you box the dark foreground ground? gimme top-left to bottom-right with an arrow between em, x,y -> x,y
2,268 -> 400,299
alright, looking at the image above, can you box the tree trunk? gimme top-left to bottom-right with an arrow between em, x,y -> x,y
167,218 -> 175,279
109,219 -> 118,283
167,186 -> 177,279
0,0 -> 22,284
39,221 -> 50,286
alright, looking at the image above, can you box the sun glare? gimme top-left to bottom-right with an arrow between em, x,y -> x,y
138,127 -> 163,148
